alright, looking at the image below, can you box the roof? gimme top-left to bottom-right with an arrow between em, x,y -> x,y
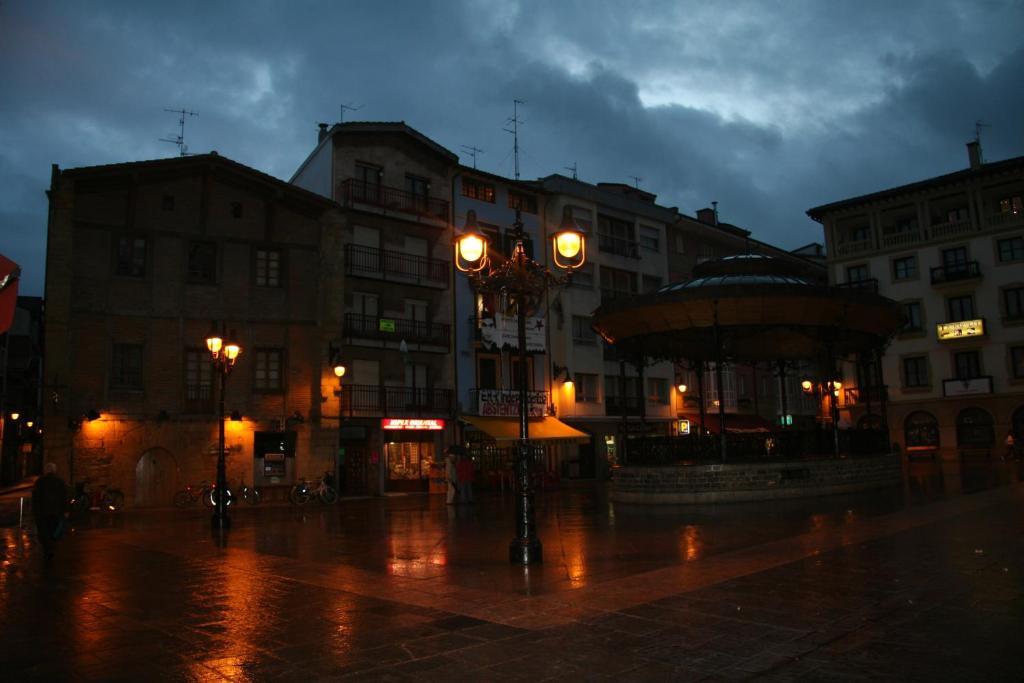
326,121 -> 459,162
806,153 -> 1024,220
457,165 -> 546,192
60,153 -> 341,210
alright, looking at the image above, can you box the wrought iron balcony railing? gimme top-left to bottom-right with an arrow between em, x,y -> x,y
930,261 -> 981,285
344,244 -> 450,288
344,313 -> 450,347
184,384 -> 213,413
597,233 -> 640,258
339,178 -> 448,220
339,384 -> 453,416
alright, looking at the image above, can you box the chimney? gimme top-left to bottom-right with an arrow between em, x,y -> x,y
966,140 -> 982,170
696,207 -> 718,225
317,123 -> 329,144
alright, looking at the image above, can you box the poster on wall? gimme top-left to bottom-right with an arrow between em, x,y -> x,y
479,315 -> 546,352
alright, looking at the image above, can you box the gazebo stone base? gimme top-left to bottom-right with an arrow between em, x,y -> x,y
612,456 -> 902,504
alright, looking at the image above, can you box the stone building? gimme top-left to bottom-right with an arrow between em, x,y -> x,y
44,154 -> 345,506
291,122 -> 457,494
807,142 -> 1024,460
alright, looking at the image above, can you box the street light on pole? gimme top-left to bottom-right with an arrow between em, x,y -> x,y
206,324 -> 242,530
454,207 -> 586,565
331,348 -> 346,493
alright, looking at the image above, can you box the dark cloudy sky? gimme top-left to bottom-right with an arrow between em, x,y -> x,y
3,0 -> 1023,295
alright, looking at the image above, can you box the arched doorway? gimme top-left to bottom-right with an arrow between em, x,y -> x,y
135,448 -> 179,507
904,411 -> 939,458
956,407 -> 994,450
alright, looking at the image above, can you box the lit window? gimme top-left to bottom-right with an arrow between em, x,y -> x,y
462,178 -> 495,203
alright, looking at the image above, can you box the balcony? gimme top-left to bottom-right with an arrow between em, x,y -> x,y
345,313 -> 449,348
881,227 -> 925,249
605,395 -> 644,416
987,210 -> 1024,228
470,388 -> 549,417
835,278 -> 879,294
597,233 -> 640,258
344,244 -> 449,288
339,178 -> 448,221
184,384 -> 213,413
340,384 -> 452,416
929,219 -> 974,240
942,375 -> 993,397
835,239 -> 873,257
930,261 -> 981,285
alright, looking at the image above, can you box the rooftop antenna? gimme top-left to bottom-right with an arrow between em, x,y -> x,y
340,102 -> 363,123
628,175 -> 643,189
974,120 -> 990,162
565,162 -> 578,180
504,99 -> 525,180
160,108 -> 197,157
461,145 -> 484,170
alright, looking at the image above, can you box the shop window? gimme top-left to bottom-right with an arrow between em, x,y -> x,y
956,407 -> 994,447
905,411 -> 939,449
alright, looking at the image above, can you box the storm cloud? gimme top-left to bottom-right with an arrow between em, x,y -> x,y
2,0 -> 1022,295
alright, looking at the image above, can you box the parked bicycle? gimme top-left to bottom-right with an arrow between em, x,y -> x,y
236,479 -> 261,505
174,481 -> 212,508
289,477 -> 338,505
70,481 -> 125,516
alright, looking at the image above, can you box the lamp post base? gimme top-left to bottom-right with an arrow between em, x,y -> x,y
509,536 -> 542,565
210,513 -> 231,530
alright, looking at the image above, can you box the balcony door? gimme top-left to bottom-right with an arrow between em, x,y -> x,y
350,292 -> 379,336
350,359 -> 380,411
942,246 -> 968,276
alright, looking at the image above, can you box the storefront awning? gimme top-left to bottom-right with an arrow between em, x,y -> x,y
461,415 -> 591,443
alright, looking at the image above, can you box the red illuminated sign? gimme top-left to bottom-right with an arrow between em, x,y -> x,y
381,418 -> 446,431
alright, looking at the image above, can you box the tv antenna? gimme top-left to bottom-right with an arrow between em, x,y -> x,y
565,162 -> 578,180
340,102 -> 363,123
628,175 -> 643,189
160,108 -> 197,157
461,145 -> 484,170
504,99 -> 525,180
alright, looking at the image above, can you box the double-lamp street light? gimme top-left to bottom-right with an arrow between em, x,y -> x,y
454,208 -> 586,565
206,325 -> 242,530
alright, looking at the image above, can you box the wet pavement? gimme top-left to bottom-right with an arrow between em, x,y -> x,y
2,460 -> 1023,681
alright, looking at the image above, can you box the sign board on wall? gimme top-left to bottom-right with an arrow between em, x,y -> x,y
477,389 -> 547,417
381,418 -> 446,430
479,315 -> 546,352
936,319 -> 985,340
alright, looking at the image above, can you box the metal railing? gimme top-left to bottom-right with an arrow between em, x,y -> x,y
344,313 -> 450,347
339,178 -> 448,220
340,384 -> 453,416
930,261 -> 981,285
597,233 -> 640,258
344,244 -> 449,287
184,384 -> 212,413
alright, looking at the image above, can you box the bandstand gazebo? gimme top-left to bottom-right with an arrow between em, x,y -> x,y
591,254 -> 905,503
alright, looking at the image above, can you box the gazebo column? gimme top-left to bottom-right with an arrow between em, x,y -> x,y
714,302 -> 727,462
619,358 -> 628,463
826,345 -> 840,457
696,362 -> 707,437
777,360 -> 788,425
876,346 -> 890,449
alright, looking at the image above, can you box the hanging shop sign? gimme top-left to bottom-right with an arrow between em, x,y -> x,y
677,419 -> 691,435
476,389 -> 547,417
936,319 -> 984,341
479,315 -> 546,352
379,318 -> 396,333
381,418 -> 446,431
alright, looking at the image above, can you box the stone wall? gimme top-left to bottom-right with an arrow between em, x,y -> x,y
611,456 -> 902,504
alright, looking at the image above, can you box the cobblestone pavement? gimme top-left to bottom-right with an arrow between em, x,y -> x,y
1,461 -> 1022,681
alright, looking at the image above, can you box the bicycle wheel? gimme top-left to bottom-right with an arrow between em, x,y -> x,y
210,488 -> 233,507
201,488 -> 214,508
289,486 -> 310,505
103,490 -> 125,511
248,488 -> 262,505
173,490 -> 192,508
319,486 -> 338,505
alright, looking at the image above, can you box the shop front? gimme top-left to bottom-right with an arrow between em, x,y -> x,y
380,418 -> 446,493
460,415 -> 590,489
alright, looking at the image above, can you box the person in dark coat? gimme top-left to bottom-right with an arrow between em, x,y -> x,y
456,451 -> 475,504
32,463 -> 68,560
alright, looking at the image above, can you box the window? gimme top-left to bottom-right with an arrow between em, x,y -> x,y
255,248 -> 282,288
231,202 -> 243,219
111,344 -> 143,390
188,242 -> 217,284
674,233 -> 686,254
892,255 -> 917,280
568,205 -> 593,233
355,163 -> 382,201
161,195 -> 175,212
1004,286 -> 1024,320
477,356 -> 499,389
953,351 -> 981,380
568,263 -> 594,290
849,224 -> 870,242
945,207 -> 969,223
998,195 -> 1023,215
941,246 -> 969,276
1011,346 -> 1024,379
647,378 -> 669,404
574,373 -> 598,402
600,266 -> 637,303
405,175 -> 429,201
507,189 -> 537,213
891,216 -> 917,233
184,349 -> 212,410
846,264 -> 869,283
946,295 -> 974,322
597,214 -> 638,257
115,235 -> 146,277
997,236 -> 1024,262
572,315 -> 597,345
905,411 -> 939,449
509,356 -> 533,391
902,301 -> 923,332
642,275 -> 662,293
254,349 -> 283,392
639,226 -> 659,250
902,356 -> 929,388
462,178 -> 495,203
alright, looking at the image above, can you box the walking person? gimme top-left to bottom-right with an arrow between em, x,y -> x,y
32,462 -> 68,560
457,450 -> 475,504
1005,432 -> 1017,460
444,446 -> 458,505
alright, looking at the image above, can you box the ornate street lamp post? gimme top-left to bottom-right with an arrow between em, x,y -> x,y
454,208 -> 585,565
206,325 -> 242,530
333,357 -> 346,492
